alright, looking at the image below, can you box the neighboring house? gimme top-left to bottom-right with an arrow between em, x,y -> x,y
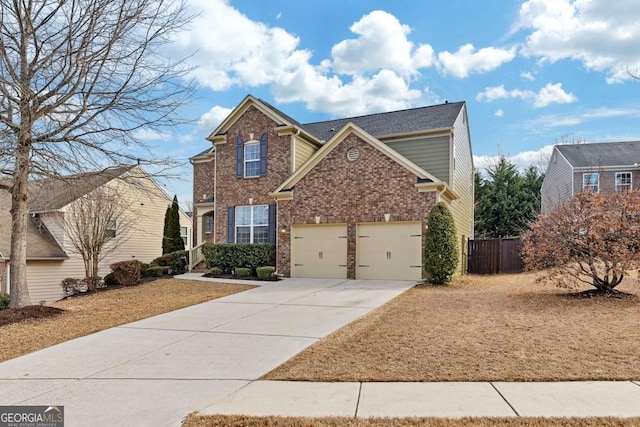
0,166 -> 192,303
541,141 -> 640,213
191,95 -> 474,280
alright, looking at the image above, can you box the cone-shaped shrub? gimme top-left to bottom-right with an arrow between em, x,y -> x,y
424,202 -> 458,284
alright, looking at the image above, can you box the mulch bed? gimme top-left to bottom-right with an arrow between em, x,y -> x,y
203,273 -> 280,282
0,306 -> 65,327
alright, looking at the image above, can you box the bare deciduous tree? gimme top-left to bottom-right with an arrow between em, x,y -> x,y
65,186 -> 133,290
522,190 -> 640,294
0,0 -> 196,307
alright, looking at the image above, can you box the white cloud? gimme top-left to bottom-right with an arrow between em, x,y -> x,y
518,0 -> 640,83
521,71 -> 535,81
132,129 -> 172,141
474,144 -> 555,172
495,109 -> 504,117
273,68 -> 422,116
197,105 -> 233,130
476,83 -> 576,108
526,107 -> 640,129
437,44 -> 517,78
533,82 -> 577,107
170,2 -> 438,116
331,10 -> 435,76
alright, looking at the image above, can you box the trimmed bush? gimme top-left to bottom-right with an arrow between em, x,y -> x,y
0,293 -> 10,310
256,266 -> 276,280
202,243 -> 275,273
143,266 -> 166,277
209,266 -> 223,275
168,250 -> 189,275
424,202 -> 459,284
150,254 -> 172,267
103,273 -> 118,287
110,260 -> 143,286
61,278 -> 87,297
234,267 -> 252,277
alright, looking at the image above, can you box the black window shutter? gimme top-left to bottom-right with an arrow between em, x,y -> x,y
227,206 -> 235,243
268,203 -> 276,244
236,136 -> 244,177
259,132 -> 268,176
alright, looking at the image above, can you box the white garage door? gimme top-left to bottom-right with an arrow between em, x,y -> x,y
291,224 -> 348,279
356,222 -> 422,280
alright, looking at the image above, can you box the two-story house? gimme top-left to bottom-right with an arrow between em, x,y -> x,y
191,95 -> 474,280
541,141 -> 640,213
0,166 -> 192,303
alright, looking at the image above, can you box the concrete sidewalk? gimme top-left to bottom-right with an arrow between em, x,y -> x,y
201,380 -> 640,418
0,277 -> 414,427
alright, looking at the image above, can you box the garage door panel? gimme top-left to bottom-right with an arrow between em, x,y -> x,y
291,224 -> 347,279
356,222 -> 422,280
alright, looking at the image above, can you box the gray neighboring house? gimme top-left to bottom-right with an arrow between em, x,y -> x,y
541,141 -> 640,213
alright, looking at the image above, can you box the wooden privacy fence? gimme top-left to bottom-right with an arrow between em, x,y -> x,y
467,237 -> 524,274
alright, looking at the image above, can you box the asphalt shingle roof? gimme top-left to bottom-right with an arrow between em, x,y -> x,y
556,141 -> 640,167
28,165 -> 135,212
301,101 -> 465,142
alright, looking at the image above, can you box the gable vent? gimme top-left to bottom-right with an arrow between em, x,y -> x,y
347,148 -> 360,162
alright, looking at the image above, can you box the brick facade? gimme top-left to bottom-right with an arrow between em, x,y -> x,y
214,106 -> 293,243
276,133 -> 437,278
192,157 -> 215,243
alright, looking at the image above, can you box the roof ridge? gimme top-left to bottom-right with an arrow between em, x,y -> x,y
302,101 -> 465,126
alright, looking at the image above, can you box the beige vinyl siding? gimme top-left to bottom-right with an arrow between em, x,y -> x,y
446,107 -> 474,275
294,137 -> 318,170
25,167 -> 193,303
385,136 -> 450,183
541,148 -> 574,213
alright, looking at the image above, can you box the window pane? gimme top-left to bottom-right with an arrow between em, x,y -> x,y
253,205 -> 269,225
235,206 -> 251,225
244,143 -> 260,160
236,226 -> 251,243
244,160 -> 260,177
180,226 -> 187,237
205,216 -> 213,233
253,226 -> 269,243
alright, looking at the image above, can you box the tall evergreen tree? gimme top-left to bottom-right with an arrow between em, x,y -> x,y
474,157 -> 543,238
162,195 -> 184,254
170,195 -> 185,252
162,205 -> 172,254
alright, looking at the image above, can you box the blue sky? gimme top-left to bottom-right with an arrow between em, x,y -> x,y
152,0 -> 640,206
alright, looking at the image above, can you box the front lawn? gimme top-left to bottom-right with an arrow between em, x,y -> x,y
263,272 -> 640,382
0,278 -> 254,363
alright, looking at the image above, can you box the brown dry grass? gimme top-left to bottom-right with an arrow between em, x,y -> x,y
0,279 -> 253,362
264,272 -> 640,382
183,415 -> 640,427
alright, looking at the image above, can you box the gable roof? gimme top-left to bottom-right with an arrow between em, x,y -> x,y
556,141 -> 640,168
29,165 -> 135,212
301,101 -> 464,142
0,188 -> 68,259
272,122 -> 446,197
206,95 -> 299,142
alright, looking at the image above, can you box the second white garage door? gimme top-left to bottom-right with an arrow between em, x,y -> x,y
356,222 -> 423,280
291,224 -> 348,279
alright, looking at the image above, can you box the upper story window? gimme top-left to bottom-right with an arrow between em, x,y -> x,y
582,173 -> 599,192
244,142 -> 260,177
106,219 -> 117,238
236,133 -> 267,178
615,172 -> 632,192
235,205 -> 269,244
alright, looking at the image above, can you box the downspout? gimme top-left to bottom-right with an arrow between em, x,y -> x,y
213,147 -> 217,244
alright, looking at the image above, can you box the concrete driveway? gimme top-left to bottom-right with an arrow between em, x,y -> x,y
0,278 -> 414,427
